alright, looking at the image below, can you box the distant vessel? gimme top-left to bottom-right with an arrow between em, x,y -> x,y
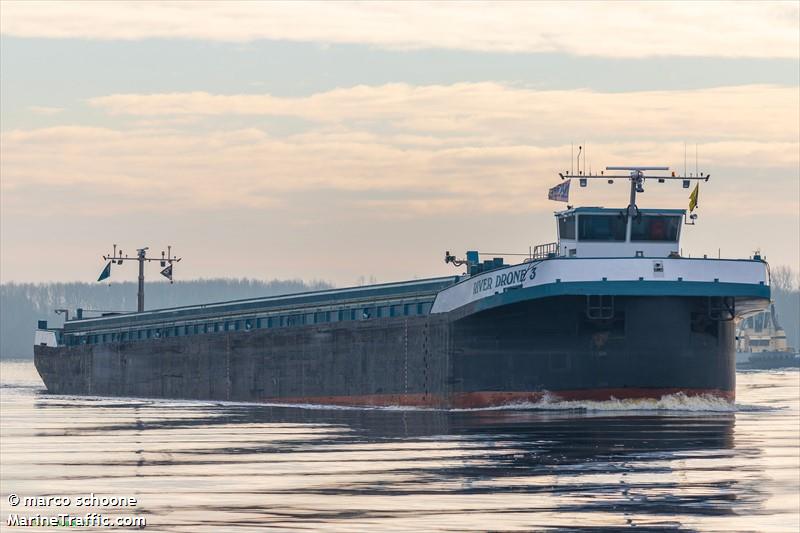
34,165 -> 770,406
736,304 -> 799,370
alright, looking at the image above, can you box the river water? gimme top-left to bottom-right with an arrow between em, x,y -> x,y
1,360 -> 798,532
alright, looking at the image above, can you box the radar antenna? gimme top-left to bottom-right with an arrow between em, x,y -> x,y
99,244 -> 182,312
558,165 -> 709,222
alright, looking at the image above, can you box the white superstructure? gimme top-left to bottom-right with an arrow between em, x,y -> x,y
433,165 -> 769,315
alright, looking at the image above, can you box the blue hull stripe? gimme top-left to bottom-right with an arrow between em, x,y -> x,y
465,280 -> 770,315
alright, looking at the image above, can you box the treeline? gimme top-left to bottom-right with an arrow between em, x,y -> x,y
0,278 -> 332,359
773,287 -> 799,349
770,266 -> 799,351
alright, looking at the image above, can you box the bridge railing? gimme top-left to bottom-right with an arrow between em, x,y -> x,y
532,242 -> 558,260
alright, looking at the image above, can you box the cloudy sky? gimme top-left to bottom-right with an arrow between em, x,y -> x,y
1,1 -> 798,286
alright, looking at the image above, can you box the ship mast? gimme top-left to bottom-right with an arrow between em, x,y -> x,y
558,166 -> 710,222
100,245 -> 182,312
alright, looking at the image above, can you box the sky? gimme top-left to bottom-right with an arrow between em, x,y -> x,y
1,1 -> 798,287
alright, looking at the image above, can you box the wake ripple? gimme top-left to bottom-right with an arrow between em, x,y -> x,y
458,392 -> 779,413
23,391 -> 780,414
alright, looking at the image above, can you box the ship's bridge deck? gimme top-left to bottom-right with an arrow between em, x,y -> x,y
58,276 -> 459,346
555,207 -> 686,258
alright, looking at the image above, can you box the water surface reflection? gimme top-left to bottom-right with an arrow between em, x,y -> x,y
1,363 -> 797,532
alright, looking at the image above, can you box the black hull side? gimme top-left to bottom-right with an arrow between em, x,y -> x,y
449,295 -> 735,404
35,295 -> 736,407
35,314 -> 453,405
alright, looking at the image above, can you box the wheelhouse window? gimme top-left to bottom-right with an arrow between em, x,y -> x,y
630,215 -> 680,242
558,215 -> 576,240
578,215 -> 626,241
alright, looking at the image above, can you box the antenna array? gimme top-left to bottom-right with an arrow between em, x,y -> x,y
99,245 -> 182,312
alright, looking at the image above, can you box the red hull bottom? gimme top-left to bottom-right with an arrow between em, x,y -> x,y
264,388 -> 735,409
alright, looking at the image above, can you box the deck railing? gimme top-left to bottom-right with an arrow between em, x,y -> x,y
532,242 -> 558,260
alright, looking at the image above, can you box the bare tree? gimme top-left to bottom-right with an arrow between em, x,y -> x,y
771,265 -> 796,292
770,265 -> 800,350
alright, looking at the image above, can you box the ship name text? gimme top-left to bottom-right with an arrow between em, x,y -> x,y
472,267 -> 536,295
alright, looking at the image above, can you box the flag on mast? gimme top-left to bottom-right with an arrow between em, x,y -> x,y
689,183 -> 699,212
160,263 -> 173,283
548,179 -> 571,202
97,262 -> 111,282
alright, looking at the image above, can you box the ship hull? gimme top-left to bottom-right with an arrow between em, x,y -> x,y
736,351 -> 800,370
34,294 -> 738,407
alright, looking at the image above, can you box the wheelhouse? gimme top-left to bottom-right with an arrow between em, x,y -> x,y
556,207 -> 684,258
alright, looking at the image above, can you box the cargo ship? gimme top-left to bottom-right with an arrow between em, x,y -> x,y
736,304 -> 799,370
34,166 -> 770,407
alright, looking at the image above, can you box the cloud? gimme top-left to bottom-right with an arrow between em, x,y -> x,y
2,1 -> 797,58
3,83 -> 798,220
3,83 -> 799,282
28,105 -> 63,115
88,83 -> 800,144
2,133 -> 797,219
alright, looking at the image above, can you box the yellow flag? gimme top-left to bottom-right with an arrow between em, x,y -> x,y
689,183 -> 699,212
